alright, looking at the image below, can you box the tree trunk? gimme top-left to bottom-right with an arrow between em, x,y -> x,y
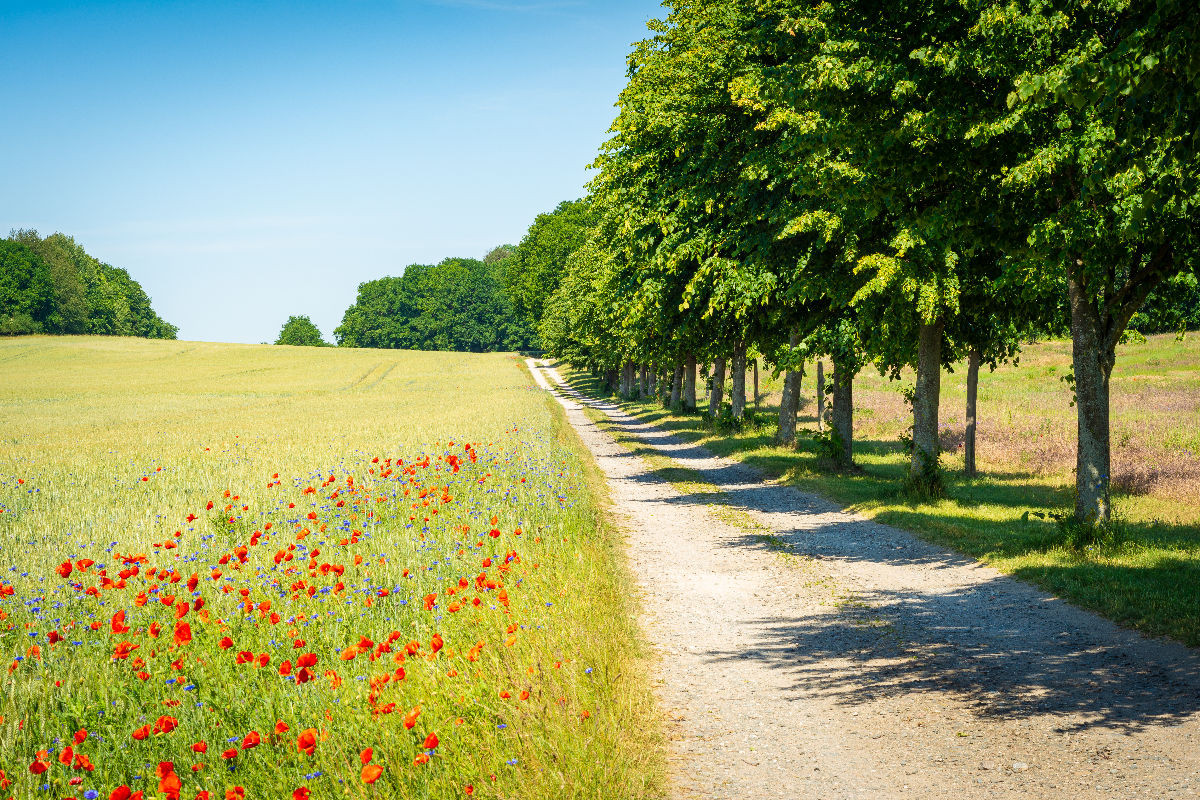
964,347 -> 980,478
639,364 -> 649,398
778,331 -> 800,445
753,358 -> 759,411
622,361 -> 636,397
1069,275 -> 1114,523
709,358 -> 726,417
910,320 -> 944,486
683,354 -> 697,411
648,368 -> 657,401
731,342 -> 746,419
831,355 -> 854,467
606,369 -> 618,394
816,361 -> 826,432
669,364 -> 683,409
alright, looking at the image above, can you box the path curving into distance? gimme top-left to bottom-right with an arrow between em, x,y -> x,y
526,359 -> 1200,800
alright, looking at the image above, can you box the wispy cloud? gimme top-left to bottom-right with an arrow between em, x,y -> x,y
425,0 -> 584,12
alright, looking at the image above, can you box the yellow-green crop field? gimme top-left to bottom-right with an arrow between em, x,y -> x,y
0,336 -> 662,800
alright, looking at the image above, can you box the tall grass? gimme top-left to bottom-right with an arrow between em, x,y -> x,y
0,336 -> 662,800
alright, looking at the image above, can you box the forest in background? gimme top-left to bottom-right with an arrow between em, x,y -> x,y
1,230 -> 177,339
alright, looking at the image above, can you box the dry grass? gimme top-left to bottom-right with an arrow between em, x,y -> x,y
770,334 -> 1200,516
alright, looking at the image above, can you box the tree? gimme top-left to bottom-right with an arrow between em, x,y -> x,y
504,200 -> 595,351
965,0 -> 1200,522
0,240 -> 54,334
8,230 -> 88,333
337,258 -> 520,353
275,315 -> 328,347
3,230 -> 177,339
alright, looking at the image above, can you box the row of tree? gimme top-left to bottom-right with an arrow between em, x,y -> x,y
328,199 -> 595,353
530,0 -> 1198,525
1,230 -> 177,339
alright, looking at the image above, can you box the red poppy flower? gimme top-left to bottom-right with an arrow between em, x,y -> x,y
361,764 -> 383,784
360,748 -> 372,765
296,728 -> 317,756
423,732 -> 438,749
154,715 -> 179,735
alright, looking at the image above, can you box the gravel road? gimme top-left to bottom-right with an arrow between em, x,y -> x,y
527,359 -> 1200,799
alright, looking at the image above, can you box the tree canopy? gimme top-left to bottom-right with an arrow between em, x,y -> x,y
275,315 -> 328,347
335,257 -> 520,352
2,230 -> 177,339
502,199 -> 596,351
534,0 -> 1198,523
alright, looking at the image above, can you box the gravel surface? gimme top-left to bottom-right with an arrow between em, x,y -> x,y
528,359 -> 1200,799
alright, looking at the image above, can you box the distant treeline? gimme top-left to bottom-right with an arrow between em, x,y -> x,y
1,230 -> 177,339
326,193 -> 1193,355
333,199 -> 594,353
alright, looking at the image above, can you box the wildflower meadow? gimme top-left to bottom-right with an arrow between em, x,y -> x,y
0,336 -> 661,800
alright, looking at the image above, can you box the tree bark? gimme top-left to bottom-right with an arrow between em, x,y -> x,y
964,347 -> 980,478
669,364 -> 683,409
910,320 -> 944,485
622,361 -> 636,398
683,353 -> 697,411
1069,274 -> 1114,523
709,358 -> 726,417
831,355 -> 854,467
648,368 -> 657,401
639,363 -> 649,398
778,332 -> 800,445
731,341 -> 746,419
605,369 -> 618,394
753,358 -> 759,411
816,361 -> 825,432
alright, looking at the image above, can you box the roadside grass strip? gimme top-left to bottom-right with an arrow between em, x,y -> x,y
560,347 -> 1200,648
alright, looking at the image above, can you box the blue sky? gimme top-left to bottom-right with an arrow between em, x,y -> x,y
0,0 -> 660,343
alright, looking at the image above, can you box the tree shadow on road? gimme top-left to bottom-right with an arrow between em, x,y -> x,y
699,531 -> 1200,735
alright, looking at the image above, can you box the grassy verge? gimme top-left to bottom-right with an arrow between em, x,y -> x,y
0,336 -> 664,800
559,360 -> 1200,649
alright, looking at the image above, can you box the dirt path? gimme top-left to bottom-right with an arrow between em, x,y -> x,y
527,360 -> 1200,799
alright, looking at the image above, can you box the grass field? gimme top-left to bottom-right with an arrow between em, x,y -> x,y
561,333 -> 1200,647
0,336 -> 662,800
